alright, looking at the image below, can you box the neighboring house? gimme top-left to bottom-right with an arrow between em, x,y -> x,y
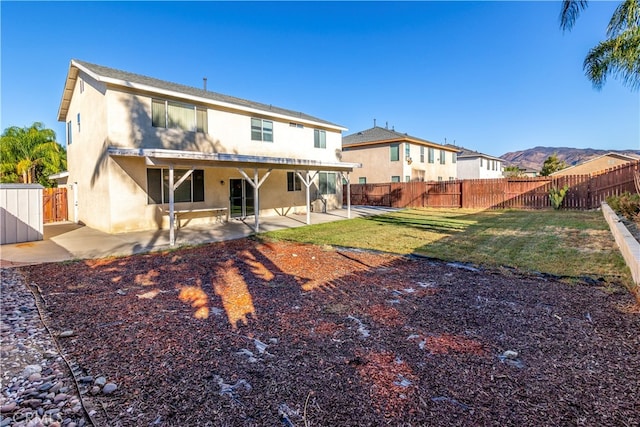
551,152 -> 639,176
446,146 -> 504,179
341,126 -> 458,183
57,60 -> 360,239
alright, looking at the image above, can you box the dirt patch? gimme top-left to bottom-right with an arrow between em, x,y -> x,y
20,238 -> 639,426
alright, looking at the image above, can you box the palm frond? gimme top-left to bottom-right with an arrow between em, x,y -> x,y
608,0 -> 640,38
560,0 -> 589,31
584,28 -> 640,90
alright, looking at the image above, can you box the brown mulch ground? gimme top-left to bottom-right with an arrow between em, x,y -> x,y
21,238 -> 640,426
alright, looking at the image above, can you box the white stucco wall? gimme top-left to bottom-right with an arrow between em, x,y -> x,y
457,157 -> 504,179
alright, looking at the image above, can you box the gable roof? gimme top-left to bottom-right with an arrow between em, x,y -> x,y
445,144 -> 503,161
58,60 -> 346,130
342,126 -> 455,151
550,152 -> 639,175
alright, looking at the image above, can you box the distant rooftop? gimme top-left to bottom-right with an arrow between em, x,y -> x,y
445,144 -> 503,161
343,126 -> 454,150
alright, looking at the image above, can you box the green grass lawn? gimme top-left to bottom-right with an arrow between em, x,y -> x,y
262,208 -> 632,288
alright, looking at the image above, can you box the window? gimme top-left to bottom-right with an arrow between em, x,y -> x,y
480,158 -> 483,167
405,143 -> 410,158
79,79 -> 85,94
439,150 -> 446,165
391,176 -> 401,183
428,147 -> 435,163
452,152 -> 457,163
287,172 -> 302,191
487,159 -> 491,170
314,129 -> 326,148
251,118 -> 273,142
405,176 -> 411,182
438,176 -> 443,181
146,168 -> 204,204
420,146 -> 425,163
152,99 -> 207,133
358,177 -> 367,184
77,113 -> 81,133
390,144 -> 400,161
289,122 -> 304,128
67,121 -> 72,145
319,172 -> 336,194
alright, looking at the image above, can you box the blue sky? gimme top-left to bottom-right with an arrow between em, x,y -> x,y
1,1 -> 638,156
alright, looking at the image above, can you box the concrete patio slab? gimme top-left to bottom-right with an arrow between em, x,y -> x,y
0,206 -> 398,267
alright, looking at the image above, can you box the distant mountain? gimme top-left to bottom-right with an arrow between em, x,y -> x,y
500,146 -> 640,171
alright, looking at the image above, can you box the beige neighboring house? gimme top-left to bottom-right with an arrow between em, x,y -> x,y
57,60 -> 360,241
446,146 -> 504,179
341,126 -> 458,183
551,152 -> 639,176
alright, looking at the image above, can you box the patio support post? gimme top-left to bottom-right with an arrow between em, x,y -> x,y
238,168 -> 272,233
345,172 -> 351,219
169,164 -> 175,246
296,171 -> 318,225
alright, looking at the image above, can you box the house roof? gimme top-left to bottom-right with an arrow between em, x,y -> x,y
58,60 -> 346,130
550,152 -> 639,176
445,145 -> 503,161
342,126 -> 456,151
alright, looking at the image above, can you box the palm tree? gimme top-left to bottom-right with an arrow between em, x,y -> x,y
0,122 -> 66,186
560,0 -> 640,90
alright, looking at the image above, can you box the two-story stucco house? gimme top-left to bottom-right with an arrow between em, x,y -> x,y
448,146 -> 505,179
57,60 -> 359,242
341,126 -> 458,183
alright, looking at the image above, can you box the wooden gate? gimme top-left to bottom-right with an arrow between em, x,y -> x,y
43,187 -> 68,223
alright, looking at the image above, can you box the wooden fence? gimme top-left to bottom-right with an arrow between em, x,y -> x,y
43,187 -> 68,223
345,160 -> 638,210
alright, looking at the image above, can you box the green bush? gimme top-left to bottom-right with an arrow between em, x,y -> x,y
549,185 -> 569,210
606,192 -> 640,220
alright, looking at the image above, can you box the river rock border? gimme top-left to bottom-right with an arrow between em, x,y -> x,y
0,269 -> 117,427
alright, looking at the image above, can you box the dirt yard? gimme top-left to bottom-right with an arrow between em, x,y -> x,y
21,238 -> 640,426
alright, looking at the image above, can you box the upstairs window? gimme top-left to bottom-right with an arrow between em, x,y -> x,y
251,118 -> 273,142
67,121 -> 72,145
152,99 -> 207,133
390,144 -> 400,161
146,168 -> 204,204
452,152 -> 457,163
287,172 -> 302,191
428,147 -> 435,163
314,129 -> 326,148
420,146 -> 425,163
440,150 -> 446,165
405,143 -> 410,158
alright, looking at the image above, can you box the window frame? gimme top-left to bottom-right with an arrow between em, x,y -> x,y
390,144 -> 400,162
151,98 -> 208,133
439,150 -> 446,165
287,172 -> 302,192
420,146 -> 425,163
358,177 -> 367,184
146,168 -> 205,205
428,147 -> 435,163
67,121 -> 72,145
391,176 -> 401,183
251,118 -> 274,142
314,129 -> 326,149
318,172 -> 337,195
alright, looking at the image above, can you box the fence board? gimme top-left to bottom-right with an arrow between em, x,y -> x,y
345,160 -> 638,210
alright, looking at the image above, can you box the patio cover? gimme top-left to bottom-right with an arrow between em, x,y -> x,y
108,147 -> 361,245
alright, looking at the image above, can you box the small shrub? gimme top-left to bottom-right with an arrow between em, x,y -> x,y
606,192 -> 640,221
549,185 -> 569,210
